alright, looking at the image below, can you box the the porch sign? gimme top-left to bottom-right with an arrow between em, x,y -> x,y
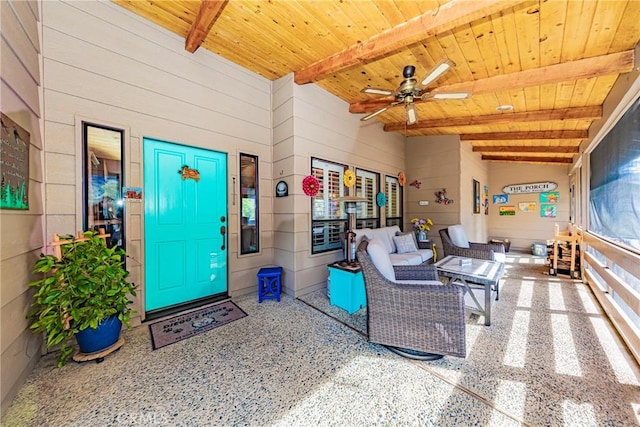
502,182 -> 557,194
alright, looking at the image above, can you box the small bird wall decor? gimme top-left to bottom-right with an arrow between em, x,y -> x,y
178,165 -> 200,182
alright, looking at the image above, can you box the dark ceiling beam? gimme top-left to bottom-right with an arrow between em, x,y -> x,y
350,50 -> 634,113
383,106 -> 602,132
482,155 -> 574,164
185,0 -> 228,53
473,146 -> 580,154
462,130 -> 588,141
294,0 -> 528,85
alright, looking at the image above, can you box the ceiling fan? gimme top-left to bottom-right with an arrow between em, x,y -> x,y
360,59 -> 470,125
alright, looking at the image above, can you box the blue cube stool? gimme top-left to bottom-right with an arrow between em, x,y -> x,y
257,266 -> 283,303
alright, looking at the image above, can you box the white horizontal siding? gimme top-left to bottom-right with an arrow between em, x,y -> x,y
0,0 -> 43,413
41,0 -> 275,305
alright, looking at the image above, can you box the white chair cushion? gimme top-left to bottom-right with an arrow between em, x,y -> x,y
493,252 -> 506,263
392,233 -> 417,254
367,238 -> 395,281
448,225 -> 470,248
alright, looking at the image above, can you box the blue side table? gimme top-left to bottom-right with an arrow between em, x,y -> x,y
328,262 -> 366,314
257,266 -> 283,303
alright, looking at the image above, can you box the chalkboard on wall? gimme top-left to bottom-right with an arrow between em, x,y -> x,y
1,112 -> 30,210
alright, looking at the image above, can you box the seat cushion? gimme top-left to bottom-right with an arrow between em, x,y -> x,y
448,225 -> 470,248
392,233 -> 417,253
389,253 -> 423,266
366,238 -> 396,281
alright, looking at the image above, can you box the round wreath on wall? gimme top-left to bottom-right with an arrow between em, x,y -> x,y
343,170 -> 356,187
302,175 -> 320,197
398,172 -> 406,186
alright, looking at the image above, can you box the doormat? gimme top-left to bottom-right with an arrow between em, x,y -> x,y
148,300 -> 247,350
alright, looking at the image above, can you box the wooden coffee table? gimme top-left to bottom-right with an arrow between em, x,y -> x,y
434,255 -> 505,326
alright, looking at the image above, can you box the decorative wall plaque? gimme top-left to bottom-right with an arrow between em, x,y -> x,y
502,182 -> 557,194
1,112 -> 30,209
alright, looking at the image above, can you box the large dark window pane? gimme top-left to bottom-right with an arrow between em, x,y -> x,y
589,95 -> 640,251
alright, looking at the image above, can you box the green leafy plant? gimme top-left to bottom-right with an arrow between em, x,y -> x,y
28,231 -> 137,367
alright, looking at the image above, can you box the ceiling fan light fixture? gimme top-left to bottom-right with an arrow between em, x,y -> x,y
496,104 -> 514,111
405,103 -> 417,125
420,59 -> 454,87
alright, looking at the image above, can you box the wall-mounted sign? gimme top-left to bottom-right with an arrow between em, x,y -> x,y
502,181 -> 557,194
1,112 -> 30,210
276,180 -> 288,197
499,206 -> 516,216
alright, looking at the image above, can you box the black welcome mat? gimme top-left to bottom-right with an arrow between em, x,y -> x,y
148,300 -> 247,350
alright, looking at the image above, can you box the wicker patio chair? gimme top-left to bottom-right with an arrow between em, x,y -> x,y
439,227 -> 505,261
356,239 -> 467,360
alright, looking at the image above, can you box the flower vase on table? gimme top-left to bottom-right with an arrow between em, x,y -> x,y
416,230 -> 427,242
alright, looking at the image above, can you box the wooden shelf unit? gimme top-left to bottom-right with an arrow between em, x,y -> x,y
548,224 -> 581,279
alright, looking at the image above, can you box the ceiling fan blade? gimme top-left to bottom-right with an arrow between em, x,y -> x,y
361,87 -> 394,96
421,91 -> 470,100
418,59 -> 455,88
360,101 -> 401,121
361,106 -> 390,121
405,103 -> 417,125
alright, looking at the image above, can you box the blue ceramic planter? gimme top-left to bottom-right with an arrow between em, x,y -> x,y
75,315 -> 122,354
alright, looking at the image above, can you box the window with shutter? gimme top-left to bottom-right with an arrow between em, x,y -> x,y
385,175 -> 403,228
311,158 -> 348,254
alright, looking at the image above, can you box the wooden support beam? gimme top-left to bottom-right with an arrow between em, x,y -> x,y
473,146 -> 580,154
481,155 -> 574,164
461,130 -> 588,141
383,106 -> 602,132
185,0 -> 228,53
294,0 -> 527,84
350,51 -> 634,113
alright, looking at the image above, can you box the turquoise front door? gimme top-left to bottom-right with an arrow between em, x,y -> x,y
144,138 -> 228,312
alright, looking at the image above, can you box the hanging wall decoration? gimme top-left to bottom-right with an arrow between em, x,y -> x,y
302,175 -> 319,197
409,180 -> 421,189
376,192 -> 387,207
398,172 -> 406,186
435,188 -> 453,204
343,170 -> 356,187
178,165 -> 200,182
1,112 -> 30,210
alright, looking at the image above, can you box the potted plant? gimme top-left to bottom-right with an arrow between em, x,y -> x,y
28,230 -> 137,367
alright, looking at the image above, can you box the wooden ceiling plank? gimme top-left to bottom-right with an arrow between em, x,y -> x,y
383,105 -> 602,131
490,3 -> 522,74
473,146 -> 580,154
185,0 -> 228,53
513,0 -> 540,71
585,0 -> 628,56
294,0 -> 529,84
609,1 -> 640,52
461,130 -> 588,140
481,155 -> 574,164
539,0 -> 567,67
561,0 -> 598,62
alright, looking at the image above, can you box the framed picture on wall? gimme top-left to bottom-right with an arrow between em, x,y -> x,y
473,179 -> 480,214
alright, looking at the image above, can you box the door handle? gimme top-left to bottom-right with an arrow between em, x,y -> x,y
220,225 -> 226,250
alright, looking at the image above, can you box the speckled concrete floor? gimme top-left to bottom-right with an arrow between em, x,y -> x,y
4,253 -> 640,426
